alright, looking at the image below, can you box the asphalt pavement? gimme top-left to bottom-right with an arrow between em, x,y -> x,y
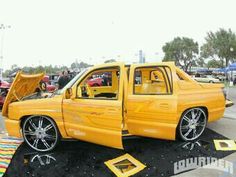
225,87 -> 236,119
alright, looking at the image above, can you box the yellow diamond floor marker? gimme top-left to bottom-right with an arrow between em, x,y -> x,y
214,140 -> 236,151
104,153 -> 146,177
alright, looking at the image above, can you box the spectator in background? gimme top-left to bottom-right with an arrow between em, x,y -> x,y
58,71 -> 71,89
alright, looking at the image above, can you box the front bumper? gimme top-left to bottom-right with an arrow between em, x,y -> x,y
226,99 -> 234,108
4,118 -> 22,138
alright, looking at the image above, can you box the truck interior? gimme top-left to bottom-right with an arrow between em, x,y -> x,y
134,66 -> 172,95
77,67 -> 120,99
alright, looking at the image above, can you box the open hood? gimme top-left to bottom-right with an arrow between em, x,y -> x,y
2,71 -> 44,117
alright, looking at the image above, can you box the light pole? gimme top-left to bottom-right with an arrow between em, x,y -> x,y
0,24 -> 11,79
229,47 -> 234,86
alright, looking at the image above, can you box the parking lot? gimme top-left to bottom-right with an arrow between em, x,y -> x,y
0,87 -> 235,177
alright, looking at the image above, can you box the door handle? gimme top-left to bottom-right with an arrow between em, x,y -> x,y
91,112 -> 102,115
159,103 -> 169,109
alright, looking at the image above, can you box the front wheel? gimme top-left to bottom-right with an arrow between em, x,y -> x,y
22,116 -> 60,152
178,108 -> 207,141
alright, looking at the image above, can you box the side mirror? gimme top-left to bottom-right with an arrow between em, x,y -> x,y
65,88 -> 73,99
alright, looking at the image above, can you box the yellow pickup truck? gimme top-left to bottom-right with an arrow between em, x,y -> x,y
2,62 -> 233,152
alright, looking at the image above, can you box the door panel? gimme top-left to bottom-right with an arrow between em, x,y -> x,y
62,63 -> 125,149
126,64 -> 178,140
127,94 -> 177,140
63,99 -> 123,149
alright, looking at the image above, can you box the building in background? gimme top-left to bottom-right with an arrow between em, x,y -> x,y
139,50 -> 145,63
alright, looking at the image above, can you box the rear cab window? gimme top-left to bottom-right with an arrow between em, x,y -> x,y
133,66 -> 173,95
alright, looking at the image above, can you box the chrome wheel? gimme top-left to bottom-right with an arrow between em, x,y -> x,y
22,116 -> 59,152
179,108 -> 207,141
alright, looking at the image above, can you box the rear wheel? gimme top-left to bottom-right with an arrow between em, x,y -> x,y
22,116 -> 59,152
178,108 -> 207,141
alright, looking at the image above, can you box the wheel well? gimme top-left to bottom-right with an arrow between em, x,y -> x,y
200,106 -> 208,119
179,106 -> 208,121
20,115 -> 30,128
20,115 -> 60,130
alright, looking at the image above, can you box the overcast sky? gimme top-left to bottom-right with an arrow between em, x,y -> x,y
0,0 -> 236,70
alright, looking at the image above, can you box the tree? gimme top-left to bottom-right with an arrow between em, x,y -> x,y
162,37 -> 199,72
104,59 -> 116,63
71,61 -> 91,69
206,59 -> 222,69
201,28 -> 236,67
71,62 -> 78,69
195,57 -> 206,67
11,64 -> 19,70
3,61 -> 93,77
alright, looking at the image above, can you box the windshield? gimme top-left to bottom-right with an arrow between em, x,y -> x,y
55,68 -> 88,95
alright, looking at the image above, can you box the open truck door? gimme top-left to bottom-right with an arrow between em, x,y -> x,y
126,63 -> 178,140
62,63 -> 125,149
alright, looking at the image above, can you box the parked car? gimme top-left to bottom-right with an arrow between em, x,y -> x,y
87,77 -> 103,87
40,76 -> 56,92
216,75 -> 226,82
192,75 -> 221,83
0,80 -> 11,108
48,74 -> 60,85
86,73 -> 112,87
2,62 -> 233,152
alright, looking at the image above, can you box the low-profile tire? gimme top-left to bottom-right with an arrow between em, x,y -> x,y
178,108 -> 207,141
22,115 -> 60,152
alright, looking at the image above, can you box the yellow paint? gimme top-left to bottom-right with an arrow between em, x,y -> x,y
214,140 -> 236,151
0,168 -> 6,173
104,153 -> 146,177
3,62 -> 228,149
2,71 -> 44,117
0,159 -> 11,163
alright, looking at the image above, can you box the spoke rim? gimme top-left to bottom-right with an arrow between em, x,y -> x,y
180,108 -> 206,141
23,116 -> 58,152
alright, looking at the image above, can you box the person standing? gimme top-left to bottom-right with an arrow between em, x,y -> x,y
58,71 -> 71,89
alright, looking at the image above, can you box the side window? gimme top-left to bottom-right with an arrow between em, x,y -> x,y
134,66 -> 172,95
134,70 -> 142,84
77,68 -> 119,99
